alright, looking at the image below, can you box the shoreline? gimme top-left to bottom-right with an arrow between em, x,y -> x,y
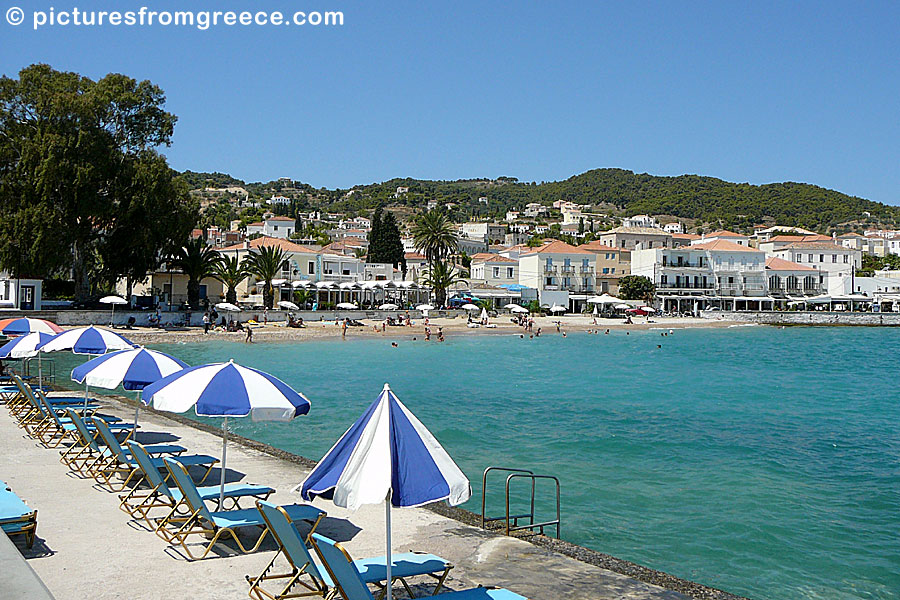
122,315 -> 742,345
97,390 -> 748,600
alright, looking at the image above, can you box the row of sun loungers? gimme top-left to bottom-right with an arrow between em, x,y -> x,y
2,372 -> 527,599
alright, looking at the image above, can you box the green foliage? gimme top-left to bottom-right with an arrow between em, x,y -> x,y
524,299 -> 541,314
245,245 -> 288,309
184,168 -> 900,233
180,171 -> 244,189
412,211 -> 458,267
421,260 -> 466,307
293,289 -> 314,309
0,64 -> 194,300
857,254 -> 900,277
212,255 -> 248,304
618,275 -> 655,301
169,238 -> 220,309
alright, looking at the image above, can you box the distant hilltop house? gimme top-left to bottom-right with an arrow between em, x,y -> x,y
523,203 -> 547,217
693,230 -> 751,247
247,216 -> 296,239
460,222 -> 507,245
752,225 -> 819,243
268,195 -> 291,206
664,222 -> 684,234
505,210 -> 520,222
277,177 -> 294,186
394,187 -> 409,198
622,214 -> 659,229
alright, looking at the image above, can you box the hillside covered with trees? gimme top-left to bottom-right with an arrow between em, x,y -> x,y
184,168 -> 900,234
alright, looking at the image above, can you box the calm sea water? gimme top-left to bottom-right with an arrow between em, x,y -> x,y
54,327 -> 900,599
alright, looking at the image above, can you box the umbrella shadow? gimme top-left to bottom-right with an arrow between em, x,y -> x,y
133,431 -> 181,444
311,516 -> 362,543
199,465 -> 248,485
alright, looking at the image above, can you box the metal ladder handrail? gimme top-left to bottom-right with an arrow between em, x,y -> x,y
505,473 -> 560,538
481,467 -> 534,530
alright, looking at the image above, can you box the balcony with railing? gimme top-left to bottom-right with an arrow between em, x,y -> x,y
579,266 -> 594,274
560,266 -> 576,274
657,282 -> 715,290
660,260 -> 706,269
543,266 -> 558,274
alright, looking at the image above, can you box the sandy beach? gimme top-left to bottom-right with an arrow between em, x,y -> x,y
123,315 -> 740,345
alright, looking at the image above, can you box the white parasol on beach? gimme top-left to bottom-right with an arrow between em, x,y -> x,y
100,295 -> 128,326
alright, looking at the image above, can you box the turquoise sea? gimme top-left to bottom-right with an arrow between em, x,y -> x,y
56,327 -> 900,599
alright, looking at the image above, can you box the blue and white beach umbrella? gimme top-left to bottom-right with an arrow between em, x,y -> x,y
37,325 -> 135,407
298,383 -> 471,600
0,332 -> 55,359
0,332 -> 57,388
71,347 -> 189,430
143,360 -> 311,507
36,325 -> 134,355
0,317 -> 63,336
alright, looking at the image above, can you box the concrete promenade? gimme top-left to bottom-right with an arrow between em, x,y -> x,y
0,395 -> 703,600
700,309 -> 900,326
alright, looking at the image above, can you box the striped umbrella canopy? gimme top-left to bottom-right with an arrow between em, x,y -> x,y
72,347 -> 188,390
298,383 -> 471,600
36,325 -> 134,355
71,347 -> 189,431
142,360 -> 311,507
0,318 -> 63,336
0,332 -> 57,389
0,332 -> 56,359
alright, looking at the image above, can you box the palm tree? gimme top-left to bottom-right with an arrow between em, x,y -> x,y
412,210 -> 457,271
245,245 -> 288,309
168,238 -> 220,309
212,255 -> 248,305
422,260 -> 467,307
293,288 -> 314,309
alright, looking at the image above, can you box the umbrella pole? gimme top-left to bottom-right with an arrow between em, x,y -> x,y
38,353 -> 42,390
84,382 -> 89,409
385,490 -> 393,600
134,390 -> 141,436
219,416 -> 228,510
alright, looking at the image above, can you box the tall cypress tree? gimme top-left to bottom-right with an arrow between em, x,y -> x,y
367,207 -> 384,262
381,211 -> 407,277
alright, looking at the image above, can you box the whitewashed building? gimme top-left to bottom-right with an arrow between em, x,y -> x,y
469,253 -> 518,287
518,240 -> 596,311
771,242 -> 861,295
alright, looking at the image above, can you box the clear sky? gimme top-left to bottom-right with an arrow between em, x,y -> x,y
2,1 -> 898,204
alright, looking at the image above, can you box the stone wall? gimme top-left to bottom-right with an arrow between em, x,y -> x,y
700,310 -> 900,326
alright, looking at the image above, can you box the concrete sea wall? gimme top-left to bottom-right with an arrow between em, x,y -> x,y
701,310 -> 900,326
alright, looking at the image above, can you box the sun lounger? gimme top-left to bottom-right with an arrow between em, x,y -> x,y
60,410 -> 185,476
90,418 -> 217,492
20,390 -> 108,437
120,441 -> 274,528
6,375 -> 95,423
158,458 -> 324,560
311,534 -> 529,600
33,395 -> 130,447
0,480 -> 37,549
248,500 -> 452,600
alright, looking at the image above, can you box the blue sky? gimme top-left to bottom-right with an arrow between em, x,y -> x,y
2,1 -> 898,204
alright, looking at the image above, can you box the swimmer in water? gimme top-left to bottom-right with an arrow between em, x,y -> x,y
391,342 -> 398,347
